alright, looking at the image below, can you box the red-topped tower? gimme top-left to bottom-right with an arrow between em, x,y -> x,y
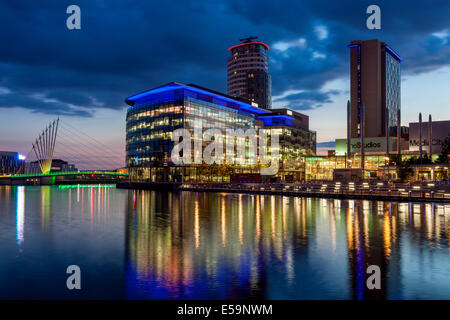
227,37 -> 271,109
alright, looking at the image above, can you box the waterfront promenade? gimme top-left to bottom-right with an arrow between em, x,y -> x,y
117,180 -> 450,203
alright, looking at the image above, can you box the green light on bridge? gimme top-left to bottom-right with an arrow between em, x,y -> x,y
58,184 -> 116,189
10,171 -> 128,178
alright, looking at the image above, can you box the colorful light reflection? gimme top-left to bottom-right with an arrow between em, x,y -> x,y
16,186 -> 24,245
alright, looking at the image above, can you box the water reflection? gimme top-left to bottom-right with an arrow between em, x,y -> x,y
124,191 -> 450,300
0,185 -> 125,299
16,186 -> 24,245
0,186 -> 448,299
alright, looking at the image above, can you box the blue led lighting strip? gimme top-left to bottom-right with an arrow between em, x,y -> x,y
352,45 -> 362,138
126,83 -> 270,116
385,46 -> 402,62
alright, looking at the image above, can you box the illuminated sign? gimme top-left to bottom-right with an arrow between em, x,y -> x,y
409,121 -> 450,154
335,137 -> 397,155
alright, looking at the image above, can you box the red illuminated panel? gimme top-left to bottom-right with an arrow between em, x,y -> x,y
228,42 -> 269,51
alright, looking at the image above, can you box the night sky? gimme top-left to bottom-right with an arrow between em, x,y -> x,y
0,0 -> 449,166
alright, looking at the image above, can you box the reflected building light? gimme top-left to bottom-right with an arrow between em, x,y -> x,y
413,204 -> 421,228
377,202 -> 384,215
195,199 -> 200,248
392,215 -> 397,244
40,186 -> 51,230
271,196 -> 276,240
434,205 -> 441,245
302,198 -> 307,238
285,243 -> 295,283
239,194 -> 243,245
295,198 -> 301,235
77,184 -> 80,202
354,209 -> 360,249
334,199 -> 341,209
363,206 -> 369,249
331,211 -> 337,252
282,197 -> 287,240
347,207 -> 354,250
221,196 -> 226,247
250,259 -> 259,292
362,200 -> 370,212
444,204 -> 450,217
16,186 -> 25,245
425,204 -> 433,241
398,203 -> 408,224
68,189 -> 72,222
81,187 -> 85,217
425,203 -> 432,215
98,185 -> 101,205
413,204 -> 421,215
103,186 -> 108,217
141,192 -> 147,221
256,195 -> 261,245
409,203 -> 413,223
90,186 -> 94,224
383,212 -> 392,259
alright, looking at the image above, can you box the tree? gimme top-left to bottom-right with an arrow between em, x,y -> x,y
396,159 -> 414,182
437,137 -> 450,164
198,162 -> 209,182
218,163 -> 234,182
209,163 -> 219,181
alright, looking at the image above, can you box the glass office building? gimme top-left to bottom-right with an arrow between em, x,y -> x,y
348,40 -> 401,139
257,109 -> 316,181
126,83 -> 317,182
385,49 -> 401,136
125,82 -> 269,182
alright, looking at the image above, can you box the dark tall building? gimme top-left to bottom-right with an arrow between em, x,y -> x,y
348,39 -> 401,139
227,37 -> 271,109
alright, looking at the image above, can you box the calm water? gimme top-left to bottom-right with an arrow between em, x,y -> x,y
0,185 -> 449,300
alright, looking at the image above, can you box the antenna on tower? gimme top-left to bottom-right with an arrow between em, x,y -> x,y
239,36 -> 258,43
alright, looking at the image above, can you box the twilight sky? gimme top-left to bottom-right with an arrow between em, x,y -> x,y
0,0 -> 449,167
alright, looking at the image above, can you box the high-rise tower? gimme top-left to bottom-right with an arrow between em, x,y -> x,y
348,39 -> 401,139
227,37 -> 271,109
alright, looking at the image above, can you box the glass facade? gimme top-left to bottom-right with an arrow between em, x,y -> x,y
304,154 -> 441,181
126,88 -> 184,167
126,83 -> 266,182
126,83 -> 316,182
385,51 -> 401,136
305,155 -> 387,181
257,111 -> 316,179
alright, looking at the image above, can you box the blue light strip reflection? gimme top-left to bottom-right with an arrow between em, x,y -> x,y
16,186 -> 24,245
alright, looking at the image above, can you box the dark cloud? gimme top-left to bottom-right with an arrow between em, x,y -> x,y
0,0 -> 449,117
0,90 -> 93,117
274,90 -> 341,111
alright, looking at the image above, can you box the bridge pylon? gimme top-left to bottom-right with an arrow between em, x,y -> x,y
31,118 -> 59,174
